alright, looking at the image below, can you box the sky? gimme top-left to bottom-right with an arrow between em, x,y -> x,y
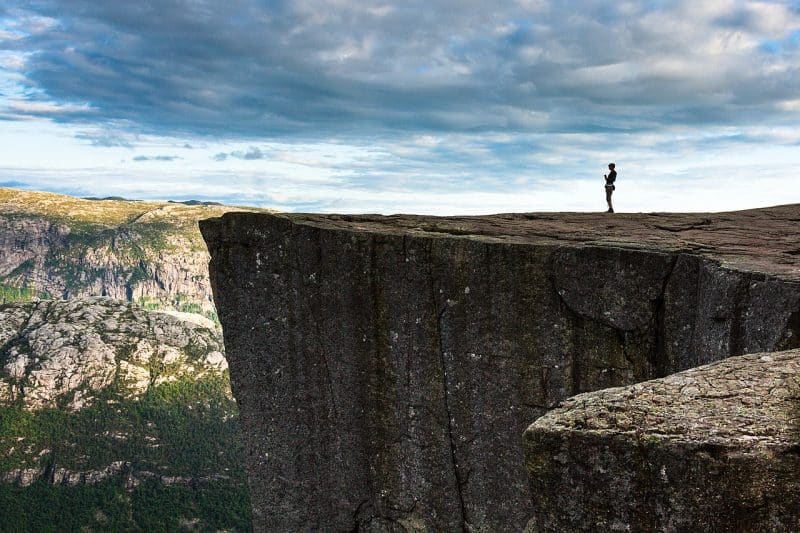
1,1 -> 799,214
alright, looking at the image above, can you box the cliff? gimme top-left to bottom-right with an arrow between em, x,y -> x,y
201,206 -> 800,531
0,188 -> 265,317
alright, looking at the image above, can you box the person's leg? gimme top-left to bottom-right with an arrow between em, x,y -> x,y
606,187 -> 614,212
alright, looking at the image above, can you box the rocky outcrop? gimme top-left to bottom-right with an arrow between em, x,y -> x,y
2,460 -> 133,488
201,206 -> 800,531
0,297 -> 225,410
524,349 -> 800,531
0,296 -> 246,500
2,460 -> 231,489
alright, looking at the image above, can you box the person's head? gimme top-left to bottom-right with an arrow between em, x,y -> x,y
608,163 -> 615,170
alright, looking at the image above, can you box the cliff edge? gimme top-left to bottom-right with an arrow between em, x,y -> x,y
201,206 -> 800,531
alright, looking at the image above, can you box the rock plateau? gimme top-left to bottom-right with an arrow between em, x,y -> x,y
202,206 -> 800,531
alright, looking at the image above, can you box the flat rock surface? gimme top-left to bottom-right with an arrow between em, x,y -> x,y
254,204 -> 800,280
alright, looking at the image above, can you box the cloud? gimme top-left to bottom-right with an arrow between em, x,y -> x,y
75,128 -> 135,147
132,155 -> 181,161
3,0 -> 799,140
212,146 -> 267,161
6,99 -> 91,115
1,1 -> 799,217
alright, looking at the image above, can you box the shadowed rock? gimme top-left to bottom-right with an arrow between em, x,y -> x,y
201,206 -> 800,531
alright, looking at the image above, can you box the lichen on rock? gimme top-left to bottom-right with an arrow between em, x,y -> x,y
524,349 -> 800,532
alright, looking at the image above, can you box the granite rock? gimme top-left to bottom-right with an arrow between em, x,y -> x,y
524,349 -> 800,532
0,296 -> 225,410
201,206 -> 800,531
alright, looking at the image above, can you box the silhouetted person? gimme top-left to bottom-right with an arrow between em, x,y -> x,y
604,163 -> 617,213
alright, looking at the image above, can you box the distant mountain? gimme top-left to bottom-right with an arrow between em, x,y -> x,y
0,188 -> 265,320
0,188 -> 262,531
82,196 -> 141,202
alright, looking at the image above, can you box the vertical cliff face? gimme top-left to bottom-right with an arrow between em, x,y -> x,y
202,208 -> 800,532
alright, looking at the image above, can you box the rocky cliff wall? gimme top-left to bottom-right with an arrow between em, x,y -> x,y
201,207 -> 800,531
0,210 -> 215,311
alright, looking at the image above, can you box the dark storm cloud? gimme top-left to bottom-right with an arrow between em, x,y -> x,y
4,1 -> 800,138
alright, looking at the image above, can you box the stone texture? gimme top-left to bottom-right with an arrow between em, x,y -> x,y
524,349 -> 800,532
201,206 -> 800,532
0,297 -> 225,410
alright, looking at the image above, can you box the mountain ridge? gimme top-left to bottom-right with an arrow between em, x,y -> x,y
0,187 -> 269,318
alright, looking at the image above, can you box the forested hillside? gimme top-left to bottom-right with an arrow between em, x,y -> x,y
0,188 -> 261,531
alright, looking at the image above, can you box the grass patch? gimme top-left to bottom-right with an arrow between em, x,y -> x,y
0,283 -> 45,303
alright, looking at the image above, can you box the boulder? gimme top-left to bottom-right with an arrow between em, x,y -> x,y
524,349 -> 800,532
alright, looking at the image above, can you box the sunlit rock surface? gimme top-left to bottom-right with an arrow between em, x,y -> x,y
0,297 -> 225,411
0,187 -> 266,315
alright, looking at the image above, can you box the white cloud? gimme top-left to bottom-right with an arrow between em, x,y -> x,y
0,52 -> 25,69
6,99 -> 91,114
